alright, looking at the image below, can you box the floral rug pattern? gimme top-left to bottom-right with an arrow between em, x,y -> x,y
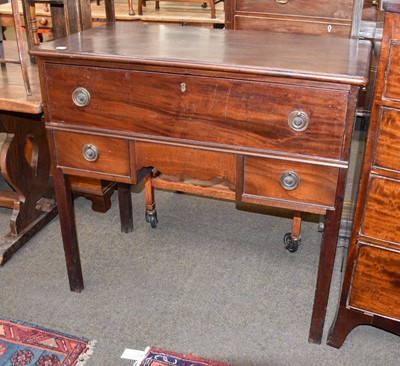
0,318 -> 95,366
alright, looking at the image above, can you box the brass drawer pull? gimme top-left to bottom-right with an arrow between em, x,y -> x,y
288,111 -> 309,132
280,171 -> 300,191
82,144 -> 99,162
72,87 -> 91,107
276,0 -> 289,4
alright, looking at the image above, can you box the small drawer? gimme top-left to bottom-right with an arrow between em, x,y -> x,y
241,156 -> 339,209
135,142 -> 236,191
349,243 -> 400,320
383,41 -> 400,101
44,64 -> 349,160
234,16 -> 352,37
54,131 -> 131,178
234,0 -> 354,20
361,175 -> 400,245
374,107 -> 400,171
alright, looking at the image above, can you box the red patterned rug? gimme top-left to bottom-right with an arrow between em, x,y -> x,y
136,347 -> 232,366
0,318 -> 95,365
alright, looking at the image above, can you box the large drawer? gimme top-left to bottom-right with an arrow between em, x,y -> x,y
348,243 -> 400,320
374,107 -> 400,171
234,16 -> 351,37
234,0 -> 354,20
361,175 -> 400,245
44,64 -> 349,159
53,131 -> 131,180
241,156 -> 339,209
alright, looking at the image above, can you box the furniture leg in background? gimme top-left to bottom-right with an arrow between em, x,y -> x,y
0,111 -> 57,265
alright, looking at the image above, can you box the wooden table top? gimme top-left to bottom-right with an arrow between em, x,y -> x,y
0,41 -> 42,114
32,22 -> 371,86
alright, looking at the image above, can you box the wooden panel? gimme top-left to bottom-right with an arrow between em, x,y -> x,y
374,107 -> 400,171
361,176 -> 400,244
44,64 -> 349,159
242,156 -> 339,208
234,16 -> 352,37
135,142 -> 236,191
384,41 -> 400,100
234,0 -> 354,19
54,131 -> 131,178
349,244 -> 400,319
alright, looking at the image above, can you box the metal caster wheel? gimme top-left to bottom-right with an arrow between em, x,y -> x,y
145,210 -> 158,228
283,232 -> 301,253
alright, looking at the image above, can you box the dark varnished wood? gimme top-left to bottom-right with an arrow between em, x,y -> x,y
33,23 -> 370,344
118,183 -> 133,233
328,0 -> 400,348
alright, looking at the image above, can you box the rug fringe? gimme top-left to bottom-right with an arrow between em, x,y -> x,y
76,339 -> 97,365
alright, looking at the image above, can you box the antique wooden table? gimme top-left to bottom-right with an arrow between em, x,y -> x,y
0,50 -> 56,264
31,23 -> 370,344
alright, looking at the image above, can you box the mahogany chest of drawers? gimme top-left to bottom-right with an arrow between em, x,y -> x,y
31,23 -> 370,343
328,0 -> 400,348
225,0 -> 356,37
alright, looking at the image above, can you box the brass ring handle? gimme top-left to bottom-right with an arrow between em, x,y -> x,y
280,171 -> 300,191
276,0 -> 289,4
288,111 -> 309,132
72,87 -> 91,107
82,144 -> 99,162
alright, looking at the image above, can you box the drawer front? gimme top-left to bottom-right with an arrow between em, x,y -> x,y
361,176 -> 400,245
234,16 -> 352,37
234,0 -> 354,19
349,243 -> 400,320
374,108 -> 400,171
54,131 -> 131,178
135,142 -> 236,191
242,156 -> 339,208
383,41 -> 400,101
44,64 -> 349,159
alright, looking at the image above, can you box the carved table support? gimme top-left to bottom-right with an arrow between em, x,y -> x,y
0,110 -> 57,264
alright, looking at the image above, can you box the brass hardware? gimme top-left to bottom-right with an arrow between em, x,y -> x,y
72,87 -> 91,107
288,111 -> 309,132
38,17 -> 48,26
180,82 -> 186,93
276,0 -> 289,3
280,171 -> 300,191
82,144 -> 99,162
372,0 -> 379,6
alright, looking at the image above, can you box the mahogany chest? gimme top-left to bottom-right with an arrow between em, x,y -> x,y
31,23 -> 370,343
328,0 -> 400,347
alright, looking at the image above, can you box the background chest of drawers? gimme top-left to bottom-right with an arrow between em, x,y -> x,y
32,23 -> 370,343
225,0 -> 356,37
328,0 -> 400,348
